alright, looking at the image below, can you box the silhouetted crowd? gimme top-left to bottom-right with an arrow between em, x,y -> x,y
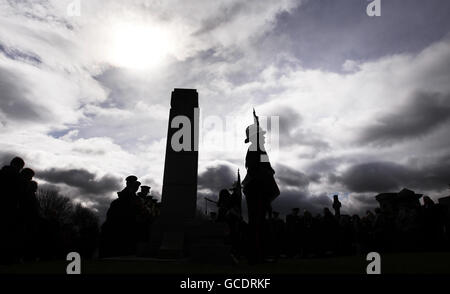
215,188 -> 450,262
100,175 -> 160,257
2,156 -> 450,265
0,157 -> 99,264
0,156 -> 160,264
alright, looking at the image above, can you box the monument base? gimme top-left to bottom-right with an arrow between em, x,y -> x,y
139,218 -> 231,264
188,221 -> 232,265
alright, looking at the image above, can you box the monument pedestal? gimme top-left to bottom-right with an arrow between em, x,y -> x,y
145,217 -> 197,258
142,219 -> 231,264
188,221 -> 231,264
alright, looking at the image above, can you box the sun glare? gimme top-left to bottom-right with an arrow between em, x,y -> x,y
108,23 -> 173,70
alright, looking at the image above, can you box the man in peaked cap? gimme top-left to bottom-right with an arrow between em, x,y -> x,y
137,185 -> 151,200
126,175 -> 138,183
117,175 -> 138,199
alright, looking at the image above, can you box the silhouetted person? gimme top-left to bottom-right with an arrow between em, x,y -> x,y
351,214 -> 363,254
333,195 -> 341,217
15,168 -> 35,257
268,211 -> 285,258
20,180 -> 40,261
242,109 -> 280,264
136,185 -> 157,222
117,175 -> 138,199
132,182 -> 153,244
101,176 -> 146,257
421,196 -> 445,251
286,208 -> 301,257
300,210 -> 314,257
137,185 -> 151,200
217,189 -> 231,222
217,181 -> 245,258
338,215 -> 353,255
322,208 -> 338,255
18,169 -> 35,218
0,157 -> 25,263
0,157 -> 24,212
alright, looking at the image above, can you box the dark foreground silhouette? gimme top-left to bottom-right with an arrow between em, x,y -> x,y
0,157 -> 100,264
1,155 -> 450,267
100,176 -> 159,257
215,187 -> 450,262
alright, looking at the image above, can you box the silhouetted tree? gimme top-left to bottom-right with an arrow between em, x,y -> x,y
36,188 -> 99,259
72,203 -> 100,258
37,189 -> 73,224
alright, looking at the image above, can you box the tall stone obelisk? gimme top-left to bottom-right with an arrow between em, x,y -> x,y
147,89 -> 199,258
146,89 -> 229,261
160,88 -> 199,221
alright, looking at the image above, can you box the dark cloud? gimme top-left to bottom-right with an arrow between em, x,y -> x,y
265,106 -> 330,152
337,156 -> 450,193
271,163 -> 332,216
305,156 -> 345,183
339,161 -> 410,192
37,168 -> 121,195
272,190 -> 332,216
308,172 -> 321,183
0,67 -> 49,122
270,0 -> 450,71
198,163 -> 237,192
196,161 -> 334,217
93,67 -> 133,109
275,164 -> 310,189
196,163 -> 240,216
89,195 -> 116,222
351,193 -> 378,210
193,2 -> 246,35
196,162 -> 334,217
360,92 -> 450,146
0,43 -> 42,65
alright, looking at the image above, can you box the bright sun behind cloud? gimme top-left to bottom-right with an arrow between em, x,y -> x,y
108,23 -> 174,70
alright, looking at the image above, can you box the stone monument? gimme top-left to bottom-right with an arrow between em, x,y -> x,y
146,89 -> 230,263
148,88 -> 199,258
161,88 -> 199,221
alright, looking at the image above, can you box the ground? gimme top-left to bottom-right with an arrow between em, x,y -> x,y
1,252 -> 450,274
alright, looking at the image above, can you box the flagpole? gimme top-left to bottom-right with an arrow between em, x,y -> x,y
253,108 -> 260,151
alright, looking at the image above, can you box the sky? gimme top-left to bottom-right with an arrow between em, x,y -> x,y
1,0 -> 450,219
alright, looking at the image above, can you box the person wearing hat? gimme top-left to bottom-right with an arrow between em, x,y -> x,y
137,185 -> 154,220
242,109 -> 280,264
117,175 -> 138,199
137,185 -> 151,200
